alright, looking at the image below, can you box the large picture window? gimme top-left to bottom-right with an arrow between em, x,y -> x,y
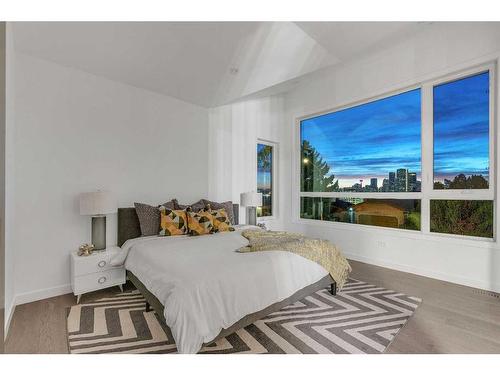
298,65 -> 494,239
301,89 -> 421,193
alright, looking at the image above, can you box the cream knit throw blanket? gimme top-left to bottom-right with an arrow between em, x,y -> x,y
239,230 -> 351,290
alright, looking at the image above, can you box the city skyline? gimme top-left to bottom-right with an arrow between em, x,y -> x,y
300,71 -> 489,188
336,167 -> 421,192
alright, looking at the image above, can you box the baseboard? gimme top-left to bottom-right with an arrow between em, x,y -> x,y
345,252 -> 500,293
14,283 -> 72,306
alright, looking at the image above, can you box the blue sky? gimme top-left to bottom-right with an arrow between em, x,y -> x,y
301,88 -> 422,187
300,72 -> 489,188
433,72 -> 489,182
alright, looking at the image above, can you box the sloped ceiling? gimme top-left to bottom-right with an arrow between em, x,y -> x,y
12,22 -> 426,107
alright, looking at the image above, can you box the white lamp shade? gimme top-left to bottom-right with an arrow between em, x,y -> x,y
79,191 -> 117,216
240,191 -> 263,207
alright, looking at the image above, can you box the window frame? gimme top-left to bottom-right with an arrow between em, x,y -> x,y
294,62 -> 496,243
428,68 -> 495,200
257,139 -> 278,220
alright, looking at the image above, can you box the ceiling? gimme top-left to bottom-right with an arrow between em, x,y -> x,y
12,22 -> 428,108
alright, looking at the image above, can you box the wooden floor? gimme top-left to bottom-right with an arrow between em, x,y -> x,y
5,260 -> 500,354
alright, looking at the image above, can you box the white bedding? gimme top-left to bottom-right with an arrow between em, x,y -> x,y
111,227 -> 328,353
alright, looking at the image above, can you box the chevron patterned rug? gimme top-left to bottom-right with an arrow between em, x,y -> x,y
67,279 -> 421,354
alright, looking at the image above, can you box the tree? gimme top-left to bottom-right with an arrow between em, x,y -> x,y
257,145 -> 273,217
434,173 -> 489,189
301,140 -> 339,192
430,200 -> 493,238
449,173 -> 468,189
257,144 -> 272,170
431,173 -> 491,237
467,174 -> 489,189
434,181 -> 445,189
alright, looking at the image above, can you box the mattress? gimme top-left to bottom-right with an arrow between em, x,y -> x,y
111,227 -> 329,353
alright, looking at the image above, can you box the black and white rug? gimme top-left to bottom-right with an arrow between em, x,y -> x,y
67,279 -> 421,354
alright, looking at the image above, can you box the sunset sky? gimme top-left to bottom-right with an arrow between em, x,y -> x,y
300,72 -> 489,188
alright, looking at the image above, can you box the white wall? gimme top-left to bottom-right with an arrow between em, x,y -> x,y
0,22 -> 5,344
284,22 -> 500,292
208,96 -> 286,230
8,52 -> 209,306
4,23 -> 15,334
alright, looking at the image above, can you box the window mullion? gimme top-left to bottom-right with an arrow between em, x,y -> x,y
421,84 -> 433,234
299,192 -> 421,199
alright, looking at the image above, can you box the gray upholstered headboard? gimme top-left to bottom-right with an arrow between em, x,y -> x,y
117,203 -> 239,247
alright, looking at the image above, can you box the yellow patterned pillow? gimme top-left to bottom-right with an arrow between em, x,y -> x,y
187,210 -> 214,236
210,208 -> 235,233
159,206 -> 188,236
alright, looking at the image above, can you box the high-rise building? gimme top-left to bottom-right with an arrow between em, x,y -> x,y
388,172 -> 395,192
408,172 -> 417,192
382,178 -> 389,192
396,168 -> 408,192
370,178 -> 378,191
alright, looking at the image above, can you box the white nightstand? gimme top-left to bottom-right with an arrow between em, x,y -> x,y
70,246 -> 126,304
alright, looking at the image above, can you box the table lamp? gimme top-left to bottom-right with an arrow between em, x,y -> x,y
79,191 -> 117,251
240,191 -> 263,226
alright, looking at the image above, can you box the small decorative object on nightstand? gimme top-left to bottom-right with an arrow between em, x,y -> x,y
78,243 -> 94,256
240,191 -> 263,226
70,246 -> 125,304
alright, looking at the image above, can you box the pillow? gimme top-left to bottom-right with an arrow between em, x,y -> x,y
202,199 -> 235,224
209,208 -> 235,233
173,198 -> 206,213
134,201 -> 175,236
159,206 -> 188,236
187,210 -> 214,236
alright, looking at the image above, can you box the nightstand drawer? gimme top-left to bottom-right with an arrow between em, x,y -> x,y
72,251 -> 120,277
73,268 -> 125,295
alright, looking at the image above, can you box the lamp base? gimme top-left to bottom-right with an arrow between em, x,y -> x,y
246,206 -> 257,226
91,216 -> 106,251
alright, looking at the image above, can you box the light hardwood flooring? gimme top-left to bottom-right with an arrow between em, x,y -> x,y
5,260 -> 500,354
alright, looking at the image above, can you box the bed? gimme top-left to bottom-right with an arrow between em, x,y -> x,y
112,205 -> 336,354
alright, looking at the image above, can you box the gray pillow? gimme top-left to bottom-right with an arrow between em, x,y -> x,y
173,199 -> 206,213
202,199 -> 235,224
134,200 -> 175,236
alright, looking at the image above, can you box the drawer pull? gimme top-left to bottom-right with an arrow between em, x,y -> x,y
98,260 -> 106,268
98,276 -> 107,284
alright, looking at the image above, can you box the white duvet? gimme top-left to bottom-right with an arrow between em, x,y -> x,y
111,227 -> 328,354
